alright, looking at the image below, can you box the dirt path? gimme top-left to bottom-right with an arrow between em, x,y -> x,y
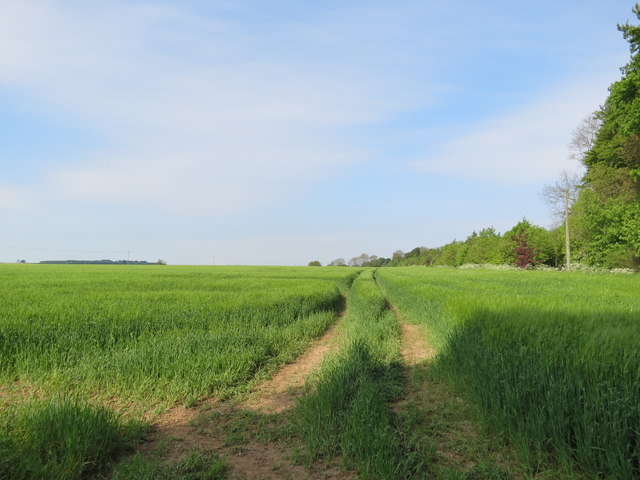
399,323 -> 434,365
241,317 -> 343,414
391,306 -> 434,365
144,404 -> 349,480
138,312 -> 347,479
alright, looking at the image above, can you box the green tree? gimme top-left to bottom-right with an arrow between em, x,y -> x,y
433,241 -> 465,266
573,4 -> 640,268
463,227 -> 506,264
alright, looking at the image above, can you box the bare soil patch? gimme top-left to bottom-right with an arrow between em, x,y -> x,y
390,305 -> 434,366
140,402 -> 353,480
399,323 -> 435,365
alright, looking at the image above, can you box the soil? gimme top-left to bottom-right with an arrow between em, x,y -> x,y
399,323 -> 434,365
143,405 -> 333,480
391,306 -> 434,366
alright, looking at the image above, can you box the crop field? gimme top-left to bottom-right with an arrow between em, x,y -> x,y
1,264 -> 639,479
377,267 -> 640,479
0,265 -> 356,479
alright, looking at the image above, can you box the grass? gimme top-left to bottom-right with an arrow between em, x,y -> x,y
0,264 -> 357,480
110,449 -> 229,480
0,395 -> 146,480
377,267 -> 640,479
3,264 -> 639,479
293,269 -> 432,479
0,265 -> 358,407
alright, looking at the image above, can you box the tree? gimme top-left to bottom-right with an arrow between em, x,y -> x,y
569,114 -> 602,163
543,170 -> 581,269
433,241 -> 465,266
463,227 -> 506,265
512,230 -> 536,268
503,219 -> 555,266
349,253 -> 370,267
328,258 -> 346,267
308,260 -> 322,266
390,250 -> 405,266
570,4 -> 640,268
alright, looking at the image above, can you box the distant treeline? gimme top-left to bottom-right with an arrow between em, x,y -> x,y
39,259 -> 166,265
319,219 -> 563,268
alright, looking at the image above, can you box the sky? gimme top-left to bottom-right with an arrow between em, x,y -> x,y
0,0 -> 637,265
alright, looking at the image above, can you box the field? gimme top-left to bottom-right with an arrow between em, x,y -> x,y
1,265 -> 639,479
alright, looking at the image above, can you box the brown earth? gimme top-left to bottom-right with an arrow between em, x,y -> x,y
399,323 -> 435,366
390,305 -> 434,366
143,404 -> 350,480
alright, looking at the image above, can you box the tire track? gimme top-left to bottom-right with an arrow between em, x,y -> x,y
241,308 -> 345,414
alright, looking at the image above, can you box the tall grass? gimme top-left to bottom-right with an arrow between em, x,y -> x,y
0,265 -> 359,480
0,265 -> 357,406
0,396 -> 145,480
294,269 -> 431,478
378,267 -> 640,479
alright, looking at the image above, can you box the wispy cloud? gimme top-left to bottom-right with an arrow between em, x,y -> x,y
411,76 -> 615,184
0,185 -> 29,211
0,1 -> 438,216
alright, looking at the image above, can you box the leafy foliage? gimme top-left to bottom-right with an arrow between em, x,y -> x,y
570,4 -> 640,268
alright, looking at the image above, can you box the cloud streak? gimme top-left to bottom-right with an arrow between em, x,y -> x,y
411,76 -> 614,184
0,185 -> 29,211
1,1 -> 438,216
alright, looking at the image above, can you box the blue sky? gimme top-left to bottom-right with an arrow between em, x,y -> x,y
0,1 -> 636,265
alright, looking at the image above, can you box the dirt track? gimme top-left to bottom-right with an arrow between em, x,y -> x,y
140,302 -> 437,479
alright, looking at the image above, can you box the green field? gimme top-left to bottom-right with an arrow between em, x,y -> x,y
0,264 -> 356,405
1,265 -> 639,479
378,267 -> 640,479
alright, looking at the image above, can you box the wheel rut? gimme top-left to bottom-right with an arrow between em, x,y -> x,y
138,304 -> 348,479
240,311 -> 344,414
397,315 -> 435,365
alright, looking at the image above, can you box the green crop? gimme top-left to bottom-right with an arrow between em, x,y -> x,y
294,269 -> 431,478
3,264 -> 639,479
0,395 -> 145,480
0,265 -> 357,406
378,267 -> 640,479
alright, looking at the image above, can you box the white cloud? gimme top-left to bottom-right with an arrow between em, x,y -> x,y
0,1 -> 438,216
0,185 -> 29,211
412,76 -> 613,184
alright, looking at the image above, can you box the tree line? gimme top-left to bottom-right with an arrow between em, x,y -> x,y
311,5 -> 640,271
312,220 -> 564,269
39,259 -> 167,265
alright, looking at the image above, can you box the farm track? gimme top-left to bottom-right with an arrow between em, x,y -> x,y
143,403 -> 350,480
142,303 -> 350,479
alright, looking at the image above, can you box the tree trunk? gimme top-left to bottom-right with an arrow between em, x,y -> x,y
564,189 -> 571,270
